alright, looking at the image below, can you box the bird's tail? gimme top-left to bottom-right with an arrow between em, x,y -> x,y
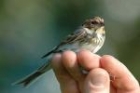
12,62 -> 51,87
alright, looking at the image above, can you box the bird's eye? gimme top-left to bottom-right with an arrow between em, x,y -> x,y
91,21 -> 98,25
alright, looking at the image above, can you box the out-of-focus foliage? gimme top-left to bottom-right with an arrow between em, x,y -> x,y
0,0 -> 140,93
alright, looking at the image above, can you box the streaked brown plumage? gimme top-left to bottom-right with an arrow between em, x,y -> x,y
13,16 -> 105,87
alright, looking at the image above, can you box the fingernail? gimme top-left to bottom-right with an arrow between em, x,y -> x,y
84,69 -> 110,93
90,73 -> 106,86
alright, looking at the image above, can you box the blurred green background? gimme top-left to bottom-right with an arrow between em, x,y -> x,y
0,0 -> 140,93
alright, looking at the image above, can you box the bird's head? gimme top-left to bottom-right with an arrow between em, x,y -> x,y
82,16 -> 105,35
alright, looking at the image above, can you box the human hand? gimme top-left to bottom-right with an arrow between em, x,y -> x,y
52,50 -> 140,93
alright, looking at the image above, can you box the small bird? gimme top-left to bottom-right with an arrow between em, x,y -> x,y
14,16 -> 105,87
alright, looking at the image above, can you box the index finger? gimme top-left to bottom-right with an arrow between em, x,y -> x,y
100,55 -> 140,93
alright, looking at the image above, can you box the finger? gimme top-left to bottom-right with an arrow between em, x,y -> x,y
100,55 -> 140,92
77,50 -> 101,71
52,53 -> 71,83
84,68 -> 110,93
61,51 -> 85,82
52,53 -> 79,93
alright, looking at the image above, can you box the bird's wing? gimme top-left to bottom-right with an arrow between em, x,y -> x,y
58,28 -> 87,45
42,28 -> 87,58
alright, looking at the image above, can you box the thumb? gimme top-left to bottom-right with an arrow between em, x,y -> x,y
84,68 -> 110,93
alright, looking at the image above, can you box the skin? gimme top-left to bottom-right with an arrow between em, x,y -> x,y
51,50 -> 140,93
